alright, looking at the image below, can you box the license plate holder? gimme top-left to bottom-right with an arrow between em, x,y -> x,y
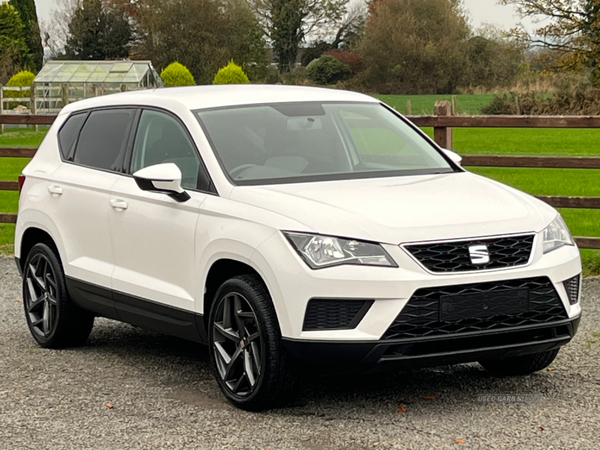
440,288 -> 529,322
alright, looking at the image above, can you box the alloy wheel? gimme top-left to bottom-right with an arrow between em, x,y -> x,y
212,292 -> 264,397
24,253 -> 59,338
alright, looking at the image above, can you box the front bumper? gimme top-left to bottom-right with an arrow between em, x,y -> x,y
253,232 -> 582,340
283,314 -> 580,372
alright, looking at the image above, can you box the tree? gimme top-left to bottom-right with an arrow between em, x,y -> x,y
250,0 -> 349,71
213,60 -> 251,84
63,0 -> 132,59
464,25 -> 525,90
135,0 -> 266,84
501,0 -> 600,84
360,0 -> 469,94
0,2 -> 29,83
301,4 -> 367,66
9,0 -> 44,71
161,62 -> 196,86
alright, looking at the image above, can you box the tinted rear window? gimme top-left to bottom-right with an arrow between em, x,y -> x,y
73,109 -> 136,171
58,113 -> 87,160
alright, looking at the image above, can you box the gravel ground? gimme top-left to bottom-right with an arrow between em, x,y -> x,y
1,256 -> 599,450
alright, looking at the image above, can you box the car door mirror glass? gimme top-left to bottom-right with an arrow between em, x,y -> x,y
441,148 -> 462,166
133,163 -> 191,202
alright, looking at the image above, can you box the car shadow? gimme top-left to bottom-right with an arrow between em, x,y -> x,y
70,318 -> 562,414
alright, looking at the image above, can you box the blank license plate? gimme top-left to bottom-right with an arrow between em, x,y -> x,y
440,289 -> 529,322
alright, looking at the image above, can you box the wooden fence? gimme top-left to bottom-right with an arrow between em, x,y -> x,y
0,112 -> 599,249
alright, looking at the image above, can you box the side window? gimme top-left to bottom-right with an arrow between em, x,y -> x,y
73,109 -> 136,171
58,112 -> 87,160
131,110 -> 206,191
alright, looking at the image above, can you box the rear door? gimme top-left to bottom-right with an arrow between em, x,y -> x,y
49,109 -> 136,317
108,108 -> 213,340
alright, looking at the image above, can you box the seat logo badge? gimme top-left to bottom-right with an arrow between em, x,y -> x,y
469,245 -> 490,265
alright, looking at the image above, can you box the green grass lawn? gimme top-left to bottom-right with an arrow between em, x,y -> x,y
420,127 -> 600,156
0,127 -> 48,147
374,94 -> 495,115
0,124 -> 598,273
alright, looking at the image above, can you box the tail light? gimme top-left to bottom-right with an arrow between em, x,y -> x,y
18,174 -> 26,194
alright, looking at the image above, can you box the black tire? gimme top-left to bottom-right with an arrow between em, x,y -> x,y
22,242 -> 94,348
208,274 -> 297,411
479,349 -> 560,376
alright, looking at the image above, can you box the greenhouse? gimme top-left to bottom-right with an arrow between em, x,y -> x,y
33,60 -> 163,112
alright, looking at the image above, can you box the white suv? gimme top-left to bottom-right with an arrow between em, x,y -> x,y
15,86 -> 581,410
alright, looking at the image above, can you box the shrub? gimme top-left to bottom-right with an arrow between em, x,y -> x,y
301,42 -> 333,67
5,70 -> 35,109
160,62 -> 195,87
480,87 -> 600,115
279,66 -> 311,85
213,60 -> 250,84
305,54 -> 352,85
323,49 -> 363,74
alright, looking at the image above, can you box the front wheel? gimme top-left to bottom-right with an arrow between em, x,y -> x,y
479,349 -> 560,376
208,275 -> 297,411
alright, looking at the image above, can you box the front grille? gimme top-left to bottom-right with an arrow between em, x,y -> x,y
563,274 -> 581,305
303,299 -> 374,331
382,277 -> 568,340
403,234 -> 534,273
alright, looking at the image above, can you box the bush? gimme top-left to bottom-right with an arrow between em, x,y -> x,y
213,60 -> 250,84
480,87 -> 600,115
160,62 -> 195,87
5,70 -> 35,109
305,55 -> 352,85
301,42 -> 333,67
323,49 -> 363,74
279,66 -> 311,85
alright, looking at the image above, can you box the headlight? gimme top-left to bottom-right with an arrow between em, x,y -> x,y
283,232 -> 397,269
543,215 -> 574,254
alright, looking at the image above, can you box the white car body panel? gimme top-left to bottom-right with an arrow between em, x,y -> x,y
15,85 -> 581,348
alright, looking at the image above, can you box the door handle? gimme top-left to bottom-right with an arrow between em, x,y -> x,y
48,185 -> 63,197
110,199 -> 128,211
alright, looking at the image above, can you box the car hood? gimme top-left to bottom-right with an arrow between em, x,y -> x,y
229,172 -> 556,244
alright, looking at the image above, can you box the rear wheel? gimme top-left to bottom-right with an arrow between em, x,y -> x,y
479,349 -> 560,376
22,243 -> 94,348
208,275 -> 297,411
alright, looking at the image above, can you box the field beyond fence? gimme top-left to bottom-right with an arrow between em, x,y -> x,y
0,107 -> 598,273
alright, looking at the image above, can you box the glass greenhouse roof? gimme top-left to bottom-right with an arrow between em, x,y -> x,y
34,61 -> 160,85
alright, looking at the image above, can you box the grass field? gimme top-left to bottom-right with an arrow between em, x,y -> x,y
0,122 -> 598,273
375,94 -> 495,115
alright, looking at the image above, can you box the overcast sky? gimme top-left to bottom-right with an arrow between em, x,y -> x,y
35,0 -> 535,32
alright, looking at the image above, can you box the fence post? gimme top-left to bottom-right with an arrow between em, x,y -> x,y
406,99 -> 412,115
30,83 -> 38,132
61,84 -> 69,108
433,100 -> 453,149
0,83 -> 3,134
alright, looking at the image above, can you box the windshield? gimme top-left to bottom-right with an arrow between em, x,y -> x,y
195,102 -> 456,185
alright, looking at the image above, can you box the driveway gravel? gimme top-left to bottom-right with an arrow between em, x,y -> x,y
1,256 -> 599,449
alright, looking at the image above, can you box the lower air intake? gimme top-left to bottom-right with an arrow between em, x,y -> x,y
303,299 -> 374,331
563,274 -> 581,305
383,277 -> 568,340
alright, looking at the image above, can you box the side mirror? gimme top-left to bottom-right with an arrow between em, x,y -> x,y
133,163 -> 190,202
441,148 -> 462,166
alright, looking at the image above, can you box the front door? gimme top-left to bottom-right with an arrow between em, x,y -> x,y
108,109 -> 211,340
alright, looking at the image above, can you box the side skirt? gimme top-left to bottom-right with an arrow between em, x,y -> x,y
66,277 -> 206,343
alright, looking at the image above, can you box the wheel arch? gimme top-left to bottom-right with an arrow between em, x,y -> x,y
19,226 -> 60,272
203,258 -> 262,324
